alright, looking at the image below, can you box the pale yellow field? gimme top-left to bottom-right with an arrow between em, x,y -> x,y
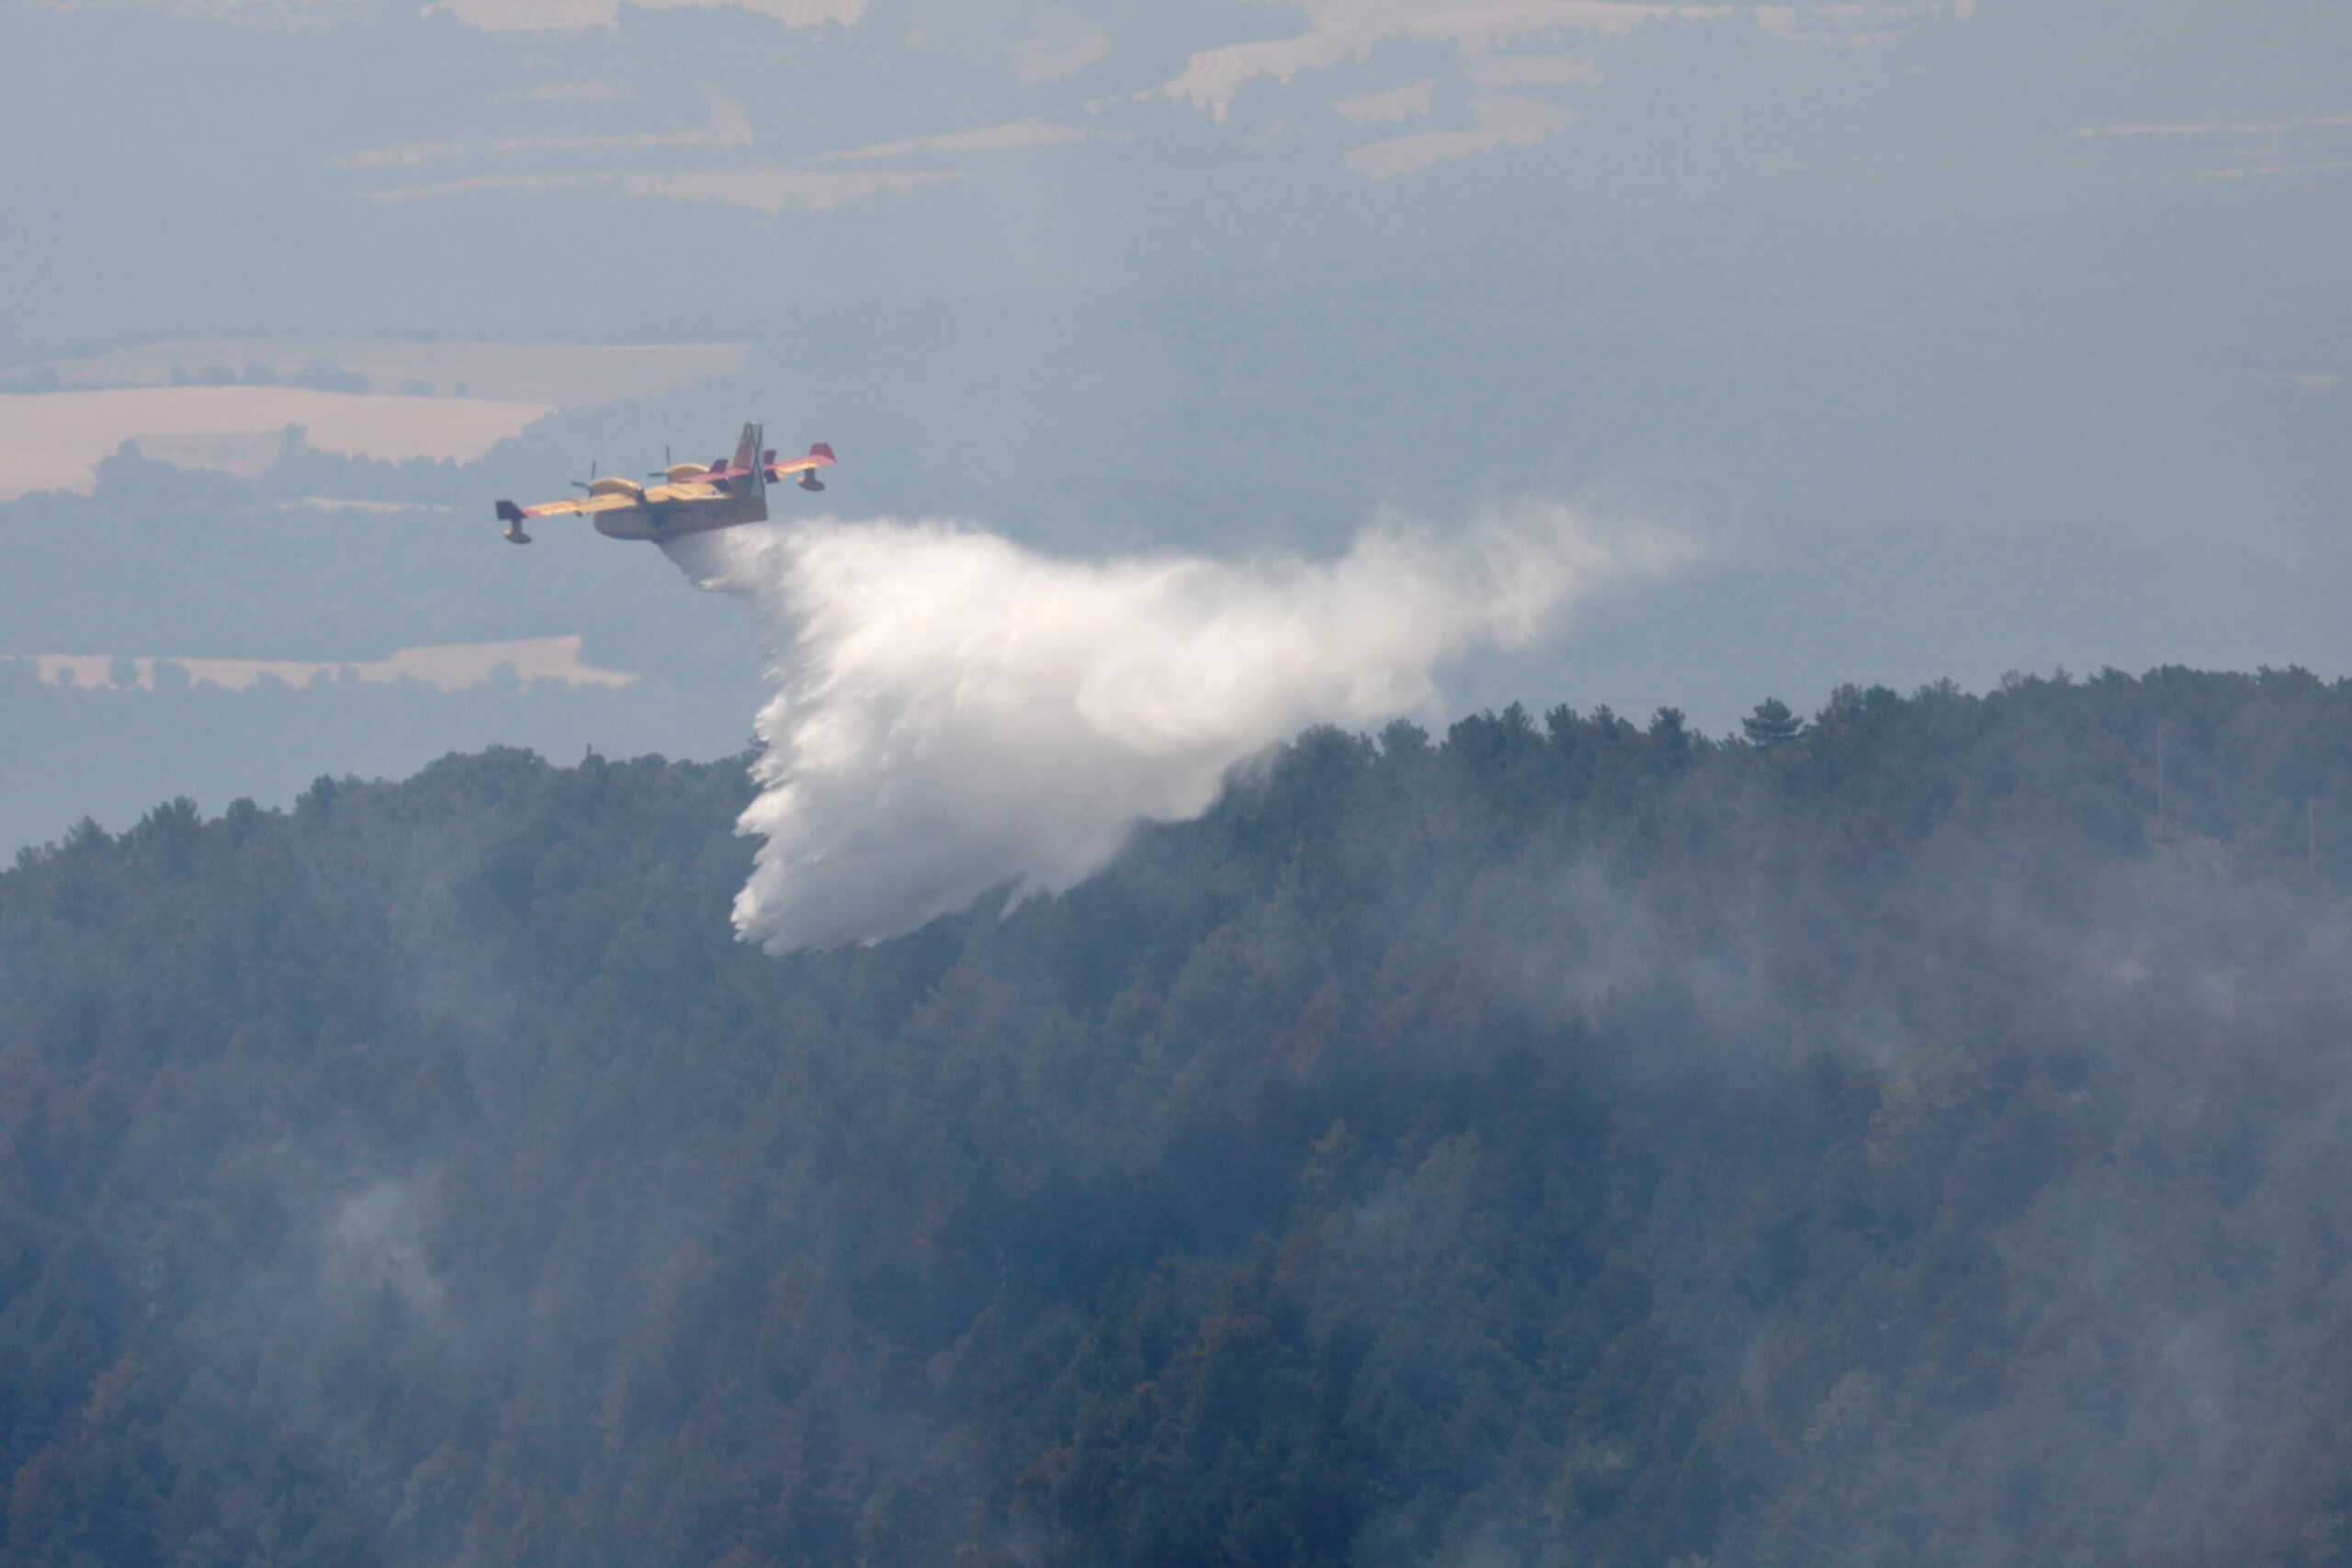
31,636 -> 637,694
1344,94 -> 1578,180
0,387 -> 555,499
14,338 -> 746,407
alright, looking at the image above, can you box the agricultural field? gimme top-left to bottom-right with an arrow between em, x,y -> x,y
26,634 -> 637,694
0,340 -> 747,498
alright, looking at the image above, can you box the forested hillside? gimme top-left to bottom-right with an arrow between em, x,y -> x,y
6,667 -> 2352,1568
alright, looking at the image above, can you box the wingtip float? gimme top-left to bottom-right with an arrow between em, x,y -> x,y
494,423 -> 836,546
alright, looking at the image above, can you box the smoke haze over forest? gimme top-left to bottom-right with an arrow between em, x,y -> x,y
7,670 -> 2352,1565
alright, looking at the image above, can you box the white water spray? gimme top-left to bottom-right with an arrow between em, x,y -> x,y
667,506 -> 1697,951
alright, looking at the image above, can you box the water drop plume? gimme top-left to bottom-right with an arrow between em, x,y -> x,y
666,505 -> 1697,951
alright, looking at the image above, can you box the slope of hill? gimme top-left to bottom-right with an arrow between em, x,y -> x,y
4,665 -> 2352,1565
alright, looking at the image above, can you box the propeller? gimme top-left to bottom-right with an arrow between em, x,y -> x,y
568,459 -> 599,492
646,444 -> 673,479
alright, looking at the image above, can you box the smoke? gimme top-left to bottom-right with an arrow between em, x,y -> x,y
666,505 -> 1699,951
324,1175 -> 447,1319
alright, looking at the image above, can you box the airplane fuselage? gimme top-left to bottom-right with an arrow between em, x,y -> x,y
588,486 -> 770,541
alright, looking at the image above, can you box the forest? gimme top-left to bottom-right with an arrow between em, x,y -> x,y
5,665 -> 2352,1567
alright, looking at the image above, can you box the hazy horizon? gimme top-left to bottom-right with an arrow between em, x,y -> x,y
7,0 -> 2347,851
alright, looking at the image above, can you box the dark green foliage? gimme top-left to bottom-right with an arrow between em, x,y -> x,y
1741,697 -> 1805,749
3,669 -> 2352,1567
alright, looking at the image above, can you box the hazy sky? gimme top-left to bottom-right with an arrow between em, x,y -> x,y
5,0 -> 2347,850
13,0 -> 2352,341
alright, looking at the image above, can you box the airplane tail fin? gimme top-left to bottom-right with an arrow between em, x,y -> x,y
740,423 -> 766,498
495,500 -> 532,544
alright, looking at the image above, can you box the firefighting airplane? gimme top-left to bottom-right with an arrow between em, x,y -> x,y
493,423 -> 833,544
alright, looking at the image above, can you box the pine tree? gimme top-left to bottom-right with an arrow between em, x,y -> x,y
1741,696 -> 1805,748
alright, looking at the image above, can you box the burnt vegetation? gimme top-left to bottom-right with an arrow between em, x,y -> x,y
5,666 -> 2352,1567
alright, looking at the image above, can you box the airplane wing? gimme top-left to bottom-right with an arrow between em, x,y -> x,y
683,441 -> 835,489
505,492 -> 644,520
493,489 -> 643,542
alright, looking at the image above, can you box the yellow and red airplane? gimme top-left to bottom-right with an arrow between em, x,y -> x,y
494,422 -> 833,545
